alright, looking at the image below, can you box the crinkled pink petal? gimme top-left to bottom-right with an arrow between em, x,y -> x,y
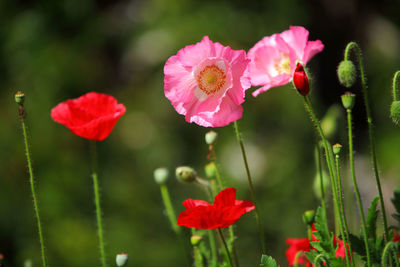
177,36 -> 213,71
251,73 -> 291,97
280,26 -> 309,60
303,40 -> 325,64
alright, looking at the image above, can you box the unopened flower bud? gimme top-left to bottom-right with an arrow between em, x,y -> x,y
391,101 -> 400,126
337,60 -> 357,88
24,259 -> 32,267
15,91 -> 25,105
116,253 -> 129,267
191,235 -> 203,246
205,131 -> 218,145
154,167 -> 169,185
341,92 -> 356,110
321,105 -> 341,139
302,210 -> 315,225
176,166 -> 197,183
293,62 -> 310,95
333,143 -> 342,155
204,162 -> 217,179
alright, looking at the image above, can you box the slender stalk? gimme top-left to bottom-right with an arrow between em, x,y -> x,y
335,154 -> 352,267
382,241 -> 400,267
314,146 -> 327,219
208,230 -> 218,267
392,71 -> 400,102
233,120 -> 266,253
90,141 -> 107,267
19,106 -> 47,267
193,245 -> 204,267
302,96 -> 340,238
160,184 -> 180,234
344,42 -> 389,240
217,228 -> 234,267
346,108 -> 371,267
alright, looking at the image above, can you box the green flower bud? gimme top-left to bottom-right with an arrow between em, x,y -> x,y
341,92 -> 356,110
321,105 -> 341,139
116,253 -> 129,267
205,131 -> 218,145
15,91 -> 25,105
176,166 -> 197,183
337,60 -> 357,88
204,162 -> 217,179
302,210 -> 315,225
390,101 -> 400,126
313,170 -> 330,199
24,260 -> 32,267
154,167 -> 169,185
332,143 -> 342,155
191,235 -> 203,246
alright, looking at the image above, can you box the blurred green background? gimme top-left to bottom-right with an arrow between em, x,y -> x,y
1,0 -> 400,266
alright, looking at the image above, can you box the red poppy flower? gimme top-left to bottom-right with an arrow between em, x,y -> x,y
335,239 -> 352,260
286,238 -> 311,267
393,231 -> 400,258
51,92 -> 126,141
293,62 -> 309,95
177,187 -> 254,229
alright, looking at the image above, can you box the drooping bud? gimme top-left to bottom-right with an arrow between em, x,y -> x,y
337,60 -> 357,88
116,253 -> 129,267
390,101 -> 400,126
293,62 -> 309,95
154,167 -> 169,185
332,143 -> 342,155
302,210 -> 315,225
341,92 -> 356,110
204,162 -> 217,179
15,91 -> 25,105
205,131 -> 218,145
191,235 -> 203,246
176,166 -> 197,183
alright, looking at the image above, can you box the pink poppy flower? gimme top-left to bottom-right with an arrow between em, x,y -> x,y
51,92 -> 126,141
247,26 -> 324,97
164,36 -> 250,127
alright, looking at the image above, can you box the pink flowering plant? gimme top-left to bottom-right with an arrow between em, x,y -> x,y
8,24 -> 400,267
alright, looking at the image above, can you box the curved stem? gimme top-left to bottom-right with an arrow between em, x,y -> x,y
315,146 -> 327,219
335,154 -> 353,267
20,114 -> 47,267
392,71 -> 400,102
160,184 -> 180,234
217,228 -> 234,267
382,241 -> 400,267
314,254 -> 331,267
346,108 -> 371,267
344,42 -> 389,241
233,121 -> 266,253
90,141 -> 107,267
208,230 -> 218,267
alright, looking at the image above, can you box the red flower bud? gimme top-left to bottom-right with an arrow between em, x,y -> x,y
293,62 -> 309,95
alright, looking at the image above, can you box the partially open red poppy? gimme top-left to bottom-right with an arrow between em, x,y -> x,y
286,238 -> 311,267
177,187 -> 254,229
293,62 -> 310,95
51,92 -> 126,141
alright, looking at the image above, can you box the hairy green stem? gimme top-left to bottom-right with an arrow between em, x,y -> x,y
344,42 -> 389,241
217,228 -> 234,267
335,154 -> 353,267
392,71 -> 400,102
346,109 -> 371,267
314,146 -> 327,220
233,121 -> 266,253
90,141 -> 107,267
208,230 -> 218,267
382,241 -> 400,267
19,111 -> 47,267
160,184 -> 180,234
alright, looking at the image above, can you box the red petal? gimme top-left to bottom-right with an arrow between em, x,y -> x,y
214,187 -> 236,208
293,63 -> 309,95
182,199 -> 210,209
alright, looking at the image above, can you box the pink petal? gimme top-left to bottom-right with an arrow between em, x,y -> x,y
303,40 -> 324,64
280,26 -> 309,60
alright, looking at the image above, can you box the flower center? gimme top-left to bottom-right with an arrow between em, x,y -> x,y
196,65 -> 226,95
274,53 -> 291,75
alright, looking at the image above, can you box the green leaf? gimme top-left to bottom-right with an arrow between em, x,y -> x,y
313,207 -> 334,253
348,233 -> 366,257
260,255 -> 278,267
367,196 -> 380,240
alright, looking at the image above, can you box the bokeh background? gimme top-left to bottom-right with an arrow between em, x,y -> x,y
1,0 -> 400,266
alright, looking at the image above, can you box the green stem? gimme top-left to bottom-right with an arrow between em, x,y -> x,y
208,230 -> 218,267
233,121 -> 266,253
382,241 -> 400,267
335,154 -> 353,267
90,141 -> 107,267
160,184 -> 180,234
314,146 -> 327,219
344,42 -> 389,241
20,113 -> 47,267
392,71 -> 400,102
217,228 -> 234,267
193,245 -> 204,267
346,108 -> 371,267
302,96 -> 339,244
294,251 -> 302,267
